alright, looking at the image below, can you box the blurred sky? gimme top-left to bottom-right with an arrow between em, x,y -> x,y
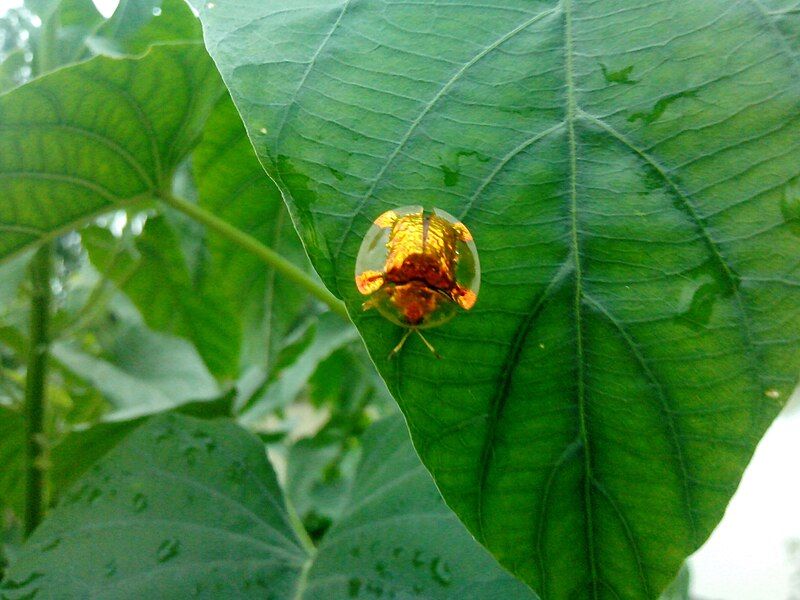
1,0 -> 799,597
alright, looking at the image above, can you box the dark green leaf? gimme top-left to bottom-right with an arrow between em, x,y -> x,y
302,415 -> 537,599
4,414 -> 537,598
0,42 -> 224,264
198,1 -> 800,597
2,414 -> 308,598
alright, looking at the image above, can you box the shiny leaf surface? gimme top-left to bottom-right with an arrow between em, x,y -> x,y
0,42 -> 224,264
198,1 -> 800,597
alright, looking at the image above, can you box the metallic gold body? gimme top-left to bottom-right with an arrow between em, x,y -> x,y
356,209 -> 477,329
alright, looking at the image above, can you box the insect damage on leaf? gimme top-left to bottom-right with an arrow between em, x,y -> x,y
355,206 -> 480,358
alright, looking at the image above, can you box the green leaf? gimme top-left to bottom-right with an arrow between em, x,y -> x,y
2,413 -> 308,599
0,42 -> 224,264
285,431 -> 359,537
3,414 -> 537,598
52,323 -> 219,421
0,48 -> 27,93
82,217 -> 242,378
238,313 -> 359,424
86,0 -> 201,57
26,0 -> 103,72
302,415 -> 537,599
198,1 -> 800,598
193,95 -> 311,371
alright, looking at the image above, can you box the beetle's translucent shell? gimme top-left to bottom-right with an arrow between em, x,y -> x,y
355,205 -> 480,329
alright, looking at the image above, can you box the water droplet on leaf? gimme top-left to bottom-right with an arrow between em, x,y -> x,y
133,493 -> 148,513
430,557 -> 452,586
157,538 -> 181,563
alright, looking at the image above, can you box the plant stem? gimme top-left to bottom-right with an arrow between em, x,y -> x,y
161,193 -> 349,321
23,244 -> 52,537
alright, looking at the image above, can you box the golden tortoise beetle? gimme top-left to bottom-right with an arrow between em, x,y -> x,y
355,206 -> 480,358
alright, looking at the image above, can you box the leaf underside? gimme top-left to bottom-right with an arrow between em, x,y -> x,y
199,0 -> 800,598
2,414 -> 537,599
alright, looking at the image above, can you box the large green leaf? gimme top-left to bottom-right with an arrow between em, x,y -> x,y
198,1 -> 800,598
3,413 -> 536,599
0,42 -> 224,264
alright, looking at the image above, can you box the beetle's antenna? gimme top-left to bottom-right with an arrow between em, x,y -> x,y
415,330 -> 442,359
388,329 -> 413,359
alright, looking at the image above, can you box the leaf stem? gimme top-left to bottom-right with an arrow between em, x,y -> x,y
160,194 -> 350,321
23,244 -> 52,537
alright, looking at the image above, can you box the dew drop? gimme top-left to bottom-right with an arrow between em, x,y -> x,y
206,1 -> 215,7
348,578 -> 362,598
105,560 -> 117,578
765,388 -> 781,400
156,538 -> 181,563
411,550 -> 425,568
192,430 -> 217,452
133,493 -> 148,513
151,6 -> 161,16
259,127 -> 267,134
430,557 -> 452,586
87,487 -> 102,505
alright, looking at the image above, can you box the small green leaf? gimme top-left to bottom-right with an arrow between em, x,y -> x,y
0,43 -> 224,264
52,323 -> 219,421
26,0 -> 103,71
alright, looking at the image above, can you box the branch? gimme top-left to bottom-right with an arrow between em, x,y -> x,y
160,193 -> 349,321
23,244 -> 52,536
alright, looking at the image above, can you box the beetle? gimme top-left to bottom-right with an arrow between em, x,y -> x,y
354,206 -> 480,358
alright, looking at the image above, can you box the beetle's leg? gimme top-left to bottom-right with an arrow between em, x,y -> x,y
415,329 -> 442,359
388,328 -> 413,359
374,210 -> 398,229
452,285 -> 477,310
452,221 -> 473,242
355,270 -> 385,295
